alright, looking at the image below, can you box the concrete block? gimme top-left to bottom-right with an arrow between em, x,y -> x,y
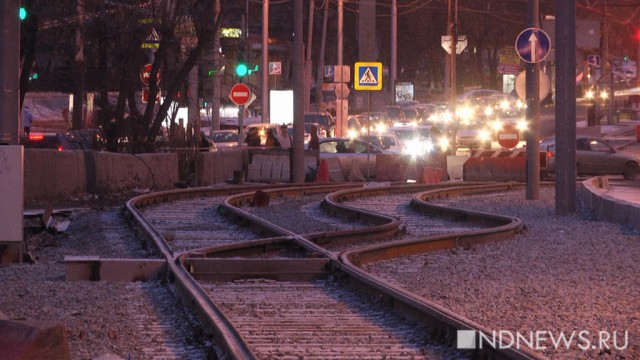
25,150 -> 57,199
65,256 -> 166,281
53,151 -> 85,195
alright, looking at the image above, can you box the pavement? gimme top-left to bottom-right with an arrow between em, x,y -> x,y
578,120 -> 640,232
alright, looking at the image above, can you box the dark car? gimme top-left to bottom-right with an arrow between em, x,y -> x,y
541,136 -> 640,179
304,112 -> 335,138
19,132 -> 85,151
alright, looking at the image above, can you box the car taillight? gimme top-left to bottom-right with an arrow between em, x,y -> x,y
547,151 -> 554,157
57,146 -> 64,151
29,134 -> 44,141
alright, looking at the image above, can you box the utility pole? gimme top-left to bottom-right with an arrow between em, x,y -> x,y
0,0 -> 20,145
261,0 -> 269,123
336,0 -> 344,136
447,0 -> 457,112
525,0 -> 540,200
292,0 -> 305,183
391,0 -> 397,103
555,0 -> 577,214
73,0 -> 85,130
212,0 -> 221,131
304,0 -> 314,112
315,0 -> 329,112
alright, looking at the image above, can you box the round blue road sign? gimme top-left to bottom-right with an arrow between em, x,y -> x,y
515,27 -> 551,64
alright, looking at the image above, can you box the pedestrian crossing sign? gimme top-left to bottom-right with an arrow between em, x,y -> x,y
354,62 -> 383,90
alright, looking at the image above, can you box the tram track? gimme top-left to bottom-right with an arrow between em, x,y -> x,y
125,182 -> 540,359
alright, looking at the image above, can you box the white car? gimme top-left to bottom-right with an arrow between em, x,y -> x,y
358,132 -> 403,154
209,129 -> 238,150
318,137 -> 383,179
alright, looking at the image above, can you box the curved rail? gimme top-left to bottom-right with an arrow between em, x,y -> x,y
125,182 -> 542,359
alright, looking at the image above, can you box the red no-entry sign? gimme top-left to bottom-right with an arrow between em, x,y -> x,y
497,124 -> 520,149
229,83 -> 251,106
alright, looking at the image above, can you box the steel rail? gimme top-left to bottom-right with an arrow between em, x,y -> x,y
337,182 -> 542,359
124,182 -> 362,359
125,181 -> 543,359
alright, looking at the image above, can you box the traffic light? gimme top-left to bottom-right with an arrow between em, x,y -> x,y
19,7 -> 27,21
235,53 -> 248,77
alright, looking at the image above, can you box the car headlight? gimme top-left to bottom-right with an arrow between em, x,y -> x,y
375,124 -> 387,133
438,137 -> 450,152
347,129 -> 358,139
456,105 -> 474,121
477,129 -> 491,142
516,119 -> 528,132
403,138 -> 427,157
491,119 -> 504,132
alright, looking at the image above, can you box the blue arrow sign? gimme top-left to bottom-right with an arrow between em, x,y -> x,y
515,28 -> 551,64
324,65 -> 334,78
588,55 -> 600,68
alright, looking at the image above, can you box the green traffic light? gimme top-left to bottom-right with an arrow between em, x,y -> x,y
19,7 -> 27,20
235,63 -> 248,77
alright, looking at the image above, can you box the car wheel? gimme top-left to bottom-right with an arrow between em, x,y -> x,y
623,161 -> 639,180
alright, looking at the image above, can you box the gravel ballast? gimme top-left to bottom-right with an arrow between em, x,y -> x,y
364,187 -> 640,359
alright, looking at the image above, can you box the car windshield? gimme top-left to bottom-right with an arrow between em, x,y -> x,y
212,132 -> 237,143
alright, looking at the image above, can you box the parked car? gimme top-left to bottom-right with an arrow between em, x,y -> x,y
318,137 -> 383,179
541,136 -> 640,179
304,112 -> 335,138
358,132 -> 403,153
19,132 -> 84,151
209,129 -> 239,150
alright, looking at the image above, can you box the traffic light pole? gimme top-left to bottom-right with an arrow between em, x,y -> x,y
525,0 -> 540,201
0,0 -> 20,145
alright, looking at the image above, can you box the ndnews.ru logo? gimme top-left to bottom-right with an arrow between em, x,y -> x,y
457,329 -> 629,351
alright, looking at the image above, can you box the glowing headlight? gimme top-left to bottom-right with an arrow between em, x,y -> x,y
438,137 -> 450,152
375,124 -> 387,133
442,111 -> 453,123
516,119 -> 528,132
499,100 -> 510,111
477,129 -> 491,142
456,105 -> 474,121
424,140 -> 435,153
404,138 -> 427,157
491,119 -> 503,132
516,99 -> 526,110
585,89 -> 594,100
600,90 -> 608,100
347,129 -> 358,139
484,106 -> 494,117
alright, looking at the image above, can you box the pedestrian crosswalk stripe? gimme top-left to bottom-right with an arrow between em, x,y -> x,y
359,68 -> 377,84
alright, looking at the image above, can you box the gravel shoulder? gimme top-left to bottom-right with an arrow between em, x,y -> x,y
1,205 -> 213,360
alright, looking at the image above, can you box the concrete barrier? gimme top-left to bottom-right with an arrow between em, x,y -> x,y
24,149 -> 85,199
579,177 -> 640,232
376,153 -> 448,182
90,152 -> 178,192
463,150 -> 526,182
195,150 -> 245,185
25,150 -> 179,200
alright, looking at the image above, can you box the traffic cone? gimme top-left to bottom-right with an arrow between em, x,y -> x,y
315,159 -> 330,182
